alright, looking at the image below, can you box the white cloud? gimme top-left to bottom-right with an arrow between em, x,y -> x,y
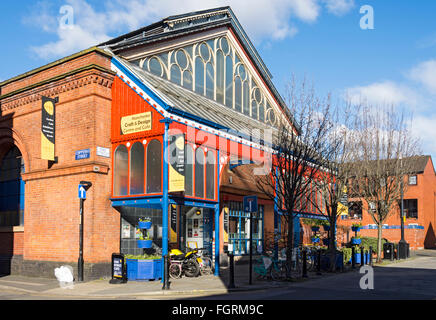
26,0 -> 354,60
322,0 -> 355,16
410,114 -> 436,158
344,81 -> 418,107
409,59 -> 436,94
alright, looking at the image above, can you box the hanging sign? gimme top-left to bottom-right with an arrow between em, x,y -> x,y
120,112 -> 152,135
41,96 -> 57,161
169,134 -> 185,193
170,204 -> 178,243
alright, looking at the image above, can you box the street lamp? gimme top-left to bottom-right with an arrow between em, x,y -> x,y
398,158 -> 408,259
78,181 -> 92,281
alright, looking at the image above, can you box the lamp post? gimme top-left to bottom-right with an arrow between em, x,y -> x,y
78,181 -> 92,282
398,157 -> 408,259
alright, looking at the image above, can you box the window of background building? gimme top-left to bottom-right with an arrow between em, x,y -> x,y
348,201 -> 363,219
400,199 -> 418,219
409,175 -> 417,185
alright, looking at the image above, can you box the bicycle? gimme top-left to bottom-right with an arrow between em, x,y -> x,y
169,258 -> 183,279
253,253 -> 282,281
197,248 -> 214,276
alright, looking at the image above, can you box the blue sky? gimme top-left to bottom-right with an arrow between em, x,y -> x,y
1,0 -> 435,159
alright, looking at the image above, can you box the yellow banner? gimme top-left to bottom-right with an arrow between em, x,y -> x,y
41,97 -> 56,161
121,112 -> 152,135
169,134 -> 185,192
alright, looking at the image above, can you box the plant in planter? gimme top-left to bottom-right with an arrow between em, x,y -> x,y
138,217 -> 152,229
137,234 -> 153,249
125,254 -> 162,281
311,236 -> 320,243
351,235 -> 362,245
351,223 -> 362,232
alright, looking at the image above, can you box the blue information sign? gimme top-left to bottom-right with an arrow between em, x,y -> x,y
78,184 -> 86,199
75,149 -> 90,160
243,195 -> 258,213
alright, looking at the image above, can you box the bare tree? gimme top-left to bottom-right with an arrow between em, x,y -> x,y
348,104 -> 420,262
309,101 -> 356,271
256,78 -> 335,276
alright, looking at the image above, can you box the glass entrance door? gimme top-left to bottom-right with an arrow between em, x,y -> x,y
179,206 -> 213,253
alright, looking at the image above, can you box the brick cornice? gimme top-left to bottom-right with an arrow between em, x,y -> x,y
0,65 -> 115,111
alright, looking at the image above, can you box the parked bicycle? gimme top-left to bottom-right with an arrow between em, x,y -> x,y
254,253 -> 283,281
197,248 -> 214,276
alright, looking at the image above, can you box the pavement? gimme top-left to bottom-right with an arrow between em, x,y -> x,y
2,249 -> 435,300
0,264 -> 304,299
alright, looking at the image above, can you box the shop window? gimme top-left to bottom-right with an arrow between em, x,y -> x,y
400,199 -> 418,219
146,139 -> 162,193
226,201 -> 264,255
205,151 -> 215,199
195,148 -> 205,198
130,142 -> 144,195
0,146 -> 25,227
114,144 -> 128,196
185,145 -> 194,196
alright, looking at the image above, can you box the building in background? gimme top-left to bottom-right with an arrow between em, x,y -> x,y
337,155 -> 436,250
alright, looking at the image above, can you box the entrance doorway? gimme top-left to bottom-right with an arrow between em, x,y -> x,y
179,206 -> 213,255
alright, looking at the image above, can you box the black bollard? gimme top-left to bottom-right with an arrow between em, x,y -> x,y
228,253 -> 235,289
351,246 -> 355,269
361,247 -> 364,266
302,250 -> 308,278
369,246 -> 373,266
390,243 -> 394,261
316,250 -> 321,275
162,254 -> 170,290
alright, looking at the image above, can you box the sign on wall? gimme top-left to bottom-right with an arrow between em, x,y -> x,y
120,112 -> 152,135
41,96 -> 57,161
169,134 -> 185,193
75,149 -> 90,160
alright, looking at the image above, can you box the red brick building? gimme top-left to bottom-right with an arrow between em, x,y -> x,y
337,155 -> 436,250
0,7 -> 319,279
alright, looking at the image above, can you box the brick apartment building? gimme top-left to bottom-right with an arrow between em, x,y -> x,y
0,7 -> 321,279
337,155 -> 436,250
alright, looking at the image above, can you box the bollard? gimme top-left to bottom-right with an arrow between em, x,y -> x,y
361,247 -> 364,266
302,250 -> 308,278
389,243 -> 394,261
316,250 -> 321,275
351,246 -> 355,269
162,254 -> 170,290
228,253 -> 235,289
369,246 -> 373,266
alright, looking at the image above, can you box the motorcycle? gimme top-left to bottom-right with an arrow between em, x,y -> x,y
169,248 -> 202,277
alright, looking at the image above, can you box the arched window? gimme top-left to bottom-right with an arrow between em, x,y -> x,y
130,142 -> 144,195
195,148 -> 204,198
146,139 -> 162,193
206,151 -> 215,199
0,146 -> 25,226
185,145 -> 194,196
114,145 -> 128,196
